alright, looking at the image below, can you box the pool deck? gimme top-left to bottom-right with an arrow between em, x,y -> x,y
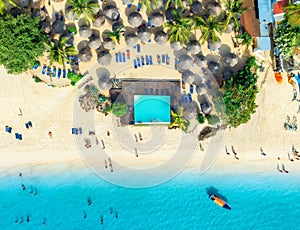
111,79 -> 181,125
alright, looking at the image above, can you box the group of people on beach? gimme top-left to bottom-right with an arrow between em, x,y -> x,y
225,146 -> 239,160
104,157 -> 114,172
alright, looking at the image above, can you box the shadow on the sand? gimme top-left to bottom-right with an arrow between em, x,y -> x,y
206,186 -> 228,202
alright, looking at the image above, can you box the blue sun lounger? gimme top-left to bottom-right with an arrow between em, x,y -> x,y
115,53 -> 119,63
137,2 -> 142,11
190,85 -> 194,94
46,67 -> 51,76
166,88 -> 170,95
162,54 -> 165,64
127,3 -> 132,8
137,57 -> 141,67
42,65 -> 47,74
161,89 -> 164,95
147,18 -> 151,27
141,56 -> 145,66
72,128 -> 78,135
25,123 -> 29,129
57,68 -> 61,78
5,126 -> 12,133
63,69 -> 67,78
189,95 -> 192,102
149,56 -> 153,65
146,55 -> 149,65
155,89 -> 159,95
122,52 -> 126,62
150,88 -> 154,94
134,59 -> 137,69
144,89 -> 148,95
52,67 -> 56,77
137,44 -> 141,53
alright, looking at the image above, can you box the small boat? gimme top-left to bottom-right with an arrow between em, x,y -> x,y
209,194 -> 231,210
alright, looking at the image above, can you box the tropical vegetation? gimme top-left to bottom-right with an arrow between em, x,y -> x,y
169,108 -> 190,131
104,25 -> 124,44
140,0 -> 159,12
112,102 -> 127,117
222,57 -> 259,128
223,0 -> 248,31
236,31 -> 252,48
194,15 -> 225,44
205,114 -> 220,125
284,3 -> 300,27
68,71 -> 82,86
164,9 -> 194,45
165,0 -> 192,11
44,37 -> 78,67
67,0 -> 99,24
0,0 -> 18,15
274,19 -> 300,60
197,113 -> 205,124
0,14 -> 47,74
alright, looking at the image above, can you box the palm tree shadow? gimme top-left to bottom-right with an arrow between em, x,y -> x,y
206,186 -> 228,202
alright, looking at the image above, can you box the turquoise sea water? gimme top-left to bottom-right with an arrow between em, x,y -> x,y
0,163 -> 300,230
134,95 -> 170,124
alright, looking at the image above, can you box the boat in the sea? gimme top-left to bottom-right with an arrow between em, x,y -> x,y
209,194 -> 231,210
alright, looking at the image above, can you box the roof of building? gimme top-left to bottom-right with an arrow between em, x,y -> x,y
257,0 -> 274,23
273,0 -> 289,15
240,0 -> 261,37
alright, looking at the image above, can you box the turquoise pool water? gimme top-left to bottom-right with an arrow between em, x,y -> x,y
134,95 -> 170,124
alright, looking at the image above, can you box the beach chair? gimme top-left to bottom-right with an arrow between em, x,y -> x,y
28,121 -> 32,127
134,59 -> 137,69
126,49 -> 130,59
185,96 -> 188,103
149,56 -> 153,65
18,134 -> 22,140
146,55 -> 149,65
148,39 -> 151,43
137,57 -> 141,67
60,15 -> 64,21
161,89 -> 164,95
166,54 -> 170,65
52,67 -> 57,77
42,65 -> 47,75
181,95 -> 185,104
147,18 -> 151,27
150,88 -> 154,94
5,126 -> 10,133
137,44 -> 141,53
127,3 -> 132,8
174,85 -> 178,92
141,56 -> 145,66
166,88 -> 170,95
15,133 -> 19,139
122,52 -> 126,62
119,53 -> 123,62
155,89 -> 159,95
79,127 -> 82,134
157,55 -> 161,64
57,68 -> 61,78
162,54 -> 165,64
25,123 -> 29,129
115,53 -> 119,63
144,89 -> 148,95
190,85 -> 194,94
63,69 -> 67,78
55,13 -> 59,20
46,67 -> 51,76
137,2 -> 142,11
189,95 -> 192,103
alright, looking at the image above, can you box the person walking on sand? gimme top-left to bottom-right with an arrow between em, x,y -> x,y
135,147 -> 138,157
225,146 -> 229,155
101,140 -> 105,149
260,147 -> 266,156
108,157 -> 113,172
282,164 -> 289,173
277,163 -> 283,173
104,160 -> 108,169
288,153 -> 294,162
199,143 -> 204,151
231,146 -> 239,160
134,134 -> 138,142
107,131 -> 110,136
138,132 -> 143,141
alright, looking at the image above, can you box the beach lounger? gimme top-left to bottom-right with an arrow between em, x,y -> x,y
157,55 -> 161,64
25,123 -> 29,129
162,54 -> 165,64
144,89 -> 148,95
127,3 -> 132,8
115,53 -> 119,63
190,85 -> 194,94
182,81 -> 186,89
63,69 -> 67,78
5,126 -> 11,133
181,96 -> 185,103
46,67 -> 51,76
55,13 -> 59,20
126,49 -> 130,59
57,68 -> 62,78
52,67 -> 57,77
28,121 -> 32,127
15,133 -> 19,139
150,88 -> 154,94
141,56 -> 145,66
137,2 -> 142,11
155,89 -> 159,95
174,85 -> 178,92
189,95 -> 192,103
166,54 -> 170,65
147,18 -> 151,27
18,134 -> 22,140
161,89 -> 164,95
166,88 -> 170,95
118,53 -> 122,62
149,56 -> 153,65
134,59 -> 137,69
185,96 -> 188,103
122,52 -> 126,62
72,128 -> 78,135
146,55 -> 149,65
137,44 -> 141,53
137,57 -> 141,67
42,65 -> 47,75
60,15 -> 64,21
79,127 -> 82,134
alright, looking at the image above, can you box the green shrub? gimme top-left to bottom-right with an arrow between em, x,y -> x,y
206,114 -> 220,125
34,77 -> 42,83
111,102 -> 127,117
68,26 -> 77,34
67,71 -> 82,86
197,113 -> 205,124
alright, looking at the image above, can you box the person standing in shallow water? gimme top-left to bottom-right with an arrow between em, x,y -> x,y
100,215 -> 103,225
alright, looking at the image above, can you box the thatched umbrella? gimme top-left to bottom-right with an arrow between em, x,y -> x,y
165,7 -> 176,21
137,27 -> 151,42
61,32 -> 74,46
78,48 -> 92,62
196,83 -> 207,95
223,53 -> 238,67
128,12 -> 143,28
208,40 -> 221,51
150,12 -> 164,27
183,104 -> 198,120
194,74 -> 202,85
222,69 -> 233,81
79,25 -> 92,38
89,35 -> 101,49
103,5 -> 119,21
97,50 -> 112,66
170,41 -> 182,51
182,70 -> 195,84
207,2 -> 222,16
52,20 -> 65,34
154,31 -> 168,44
66,7 -> 75,21
40,21 -> 51,33
152,0 -> 163,11
103,37 -> 116,50
200,103 -> 211,114
190,1 -> 202,15
98,76 -> 113,90
93,16 -> 105,28
112,21 -> 124,31
194,54 -> 207,68
125,33 -> 138,47
208,61 -> 221,74
187,40 -> 201,54
178,54 -> 193,70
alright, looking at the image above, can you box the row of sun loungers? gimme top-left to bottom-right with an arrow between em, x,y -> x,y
134,55 -> 153,68
41,65 -> 72,78
157,54 -> 170,65
72,127 -> 83,135
5,126 -> 23,140
181,94 -> 193,103
115,50 -> 131,63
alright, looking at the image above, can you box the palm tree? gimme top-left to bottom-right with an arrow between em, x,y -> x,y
169,108 -> 190,132
0,0 -> 18,15
164,9 -> 194,45
44,38 -> 78,67
67,0 -> 99,24
223,0 -> 249,31
284,3 -> 300,27
236,31 -> 252,48
104,25 -> 124,44
165,0 -> 192,11
194,15 -> 225,44
140,0 -> 159,13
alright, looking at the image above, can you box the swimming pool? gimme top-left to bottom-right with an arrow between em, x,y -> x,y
134,95 -> 170,124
